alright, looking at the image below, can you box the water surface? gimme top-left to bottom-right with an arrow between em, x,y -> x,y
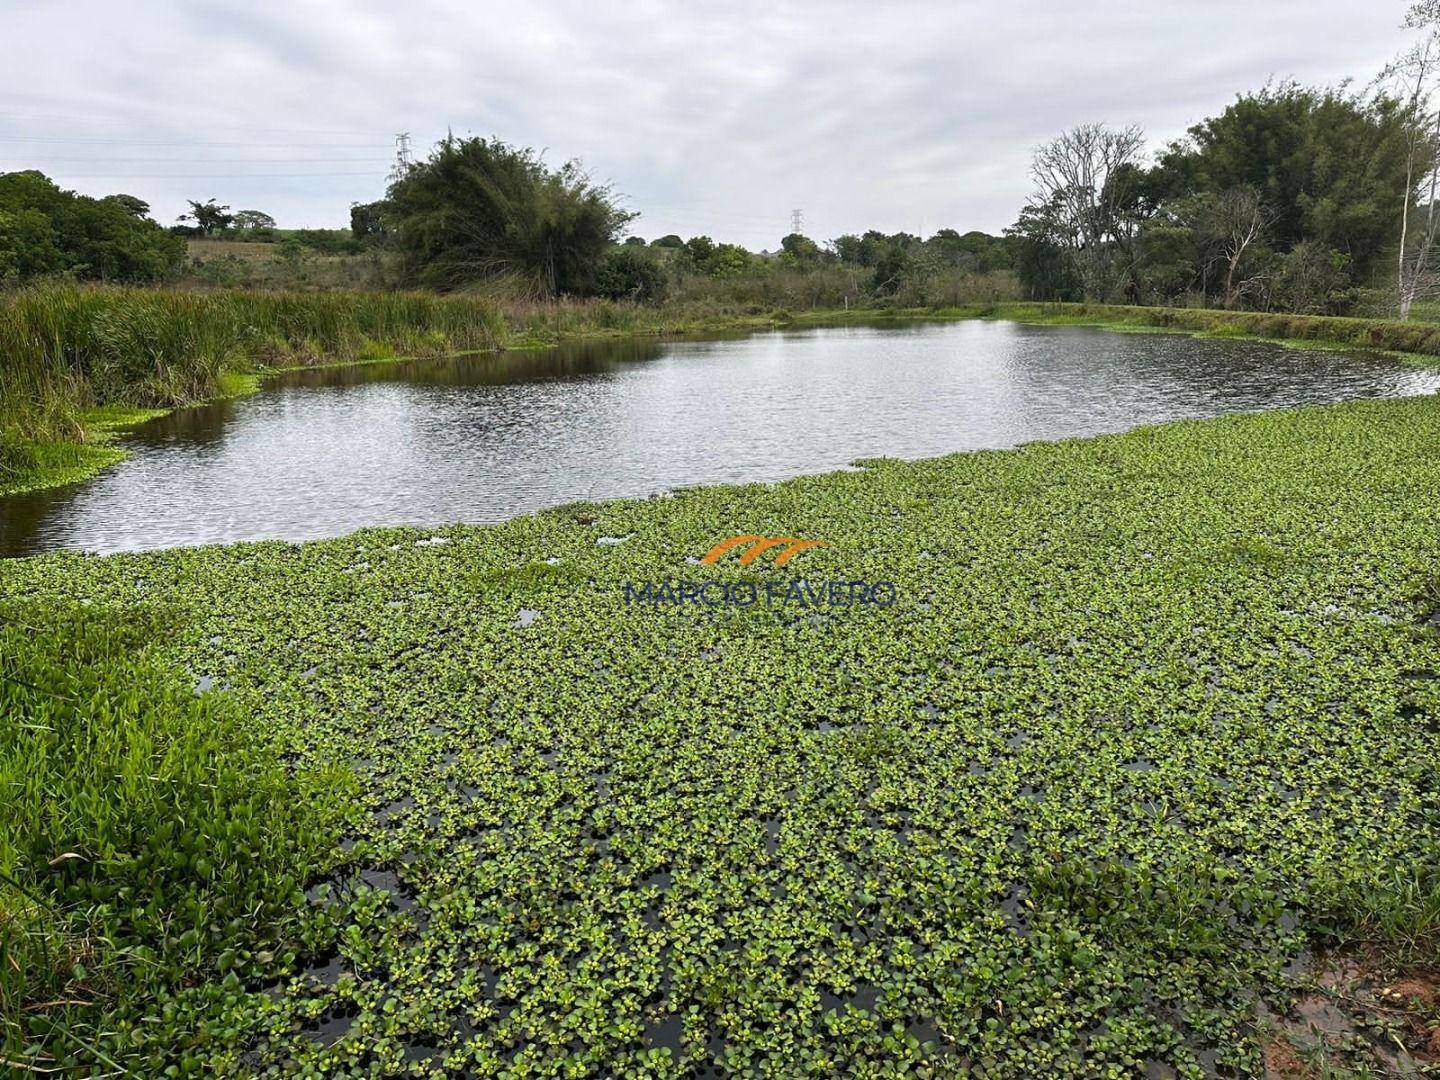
3,320 -> 1437,556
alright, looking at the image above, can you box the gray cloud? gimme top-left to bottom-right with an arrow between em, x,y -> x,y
0,0 -> 1412,247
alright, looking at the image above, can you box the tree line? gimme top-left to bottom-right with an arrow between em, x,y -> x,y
6,4 -> 1440,318
1008,85 -> 1417,314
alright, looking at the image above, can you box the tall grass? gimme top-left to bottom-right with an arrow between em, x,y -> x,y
667,266 -> 1019,312
0,601 -> 354,1071
0,284 -> 510,478
8,284 -> 1440,490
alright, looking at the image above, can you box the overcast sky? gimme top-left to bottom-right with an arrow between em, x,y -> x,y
1,1 -> 1416,248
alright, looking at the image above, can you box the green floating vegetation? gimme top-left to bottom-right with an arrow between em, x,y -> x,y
3,393 -> 1439,1075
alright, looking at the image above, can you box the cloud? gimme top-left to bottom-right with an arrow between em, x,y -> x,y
0,0 -> 1411,246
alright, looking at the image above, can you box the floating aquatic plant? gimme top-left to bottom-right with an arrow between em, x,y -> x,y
2,392 -> 1439,1075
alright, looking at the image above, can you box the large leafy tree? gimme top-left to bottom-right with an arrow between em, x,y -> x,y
379,136 -> 634,294
1006,197 -> 1084,301
0,171 -> 184,282
231,209 -> 276,231
1152,84 -> 1414,281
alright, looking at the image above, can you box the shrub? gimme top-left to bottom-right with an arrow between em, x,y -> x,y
596,248 -> 668,302
381,136 -> 634,295
0,171 -> 184,283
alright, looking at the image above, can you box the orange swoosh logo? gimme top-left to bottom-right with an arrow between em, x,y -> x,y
699,535 -> 831,567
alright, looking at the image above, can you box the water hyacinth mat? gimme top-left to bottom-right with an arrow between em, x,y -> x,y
3,393 -> 1439,1077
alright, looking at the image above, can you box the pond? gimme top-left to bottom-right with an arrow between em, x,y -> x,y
3,319 -> 1438,556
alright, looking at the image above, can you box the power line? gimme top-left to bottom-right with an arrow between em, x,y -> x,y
0,135 -> 389,148
790,208 -> 803,234
31,170 -> 386,179
0,112 -> 385,136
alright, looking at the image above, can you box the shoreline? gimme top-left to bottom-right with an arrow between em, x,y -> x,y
5,296 -> 1440,499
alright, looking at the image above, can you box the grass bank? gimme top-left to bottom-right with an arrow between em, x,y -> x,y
966,300 -> 1440,357
2,393 -> 1438,1074
0,284 -> 808,496
6,284 -> 1440,498
0,601 -> 355,1073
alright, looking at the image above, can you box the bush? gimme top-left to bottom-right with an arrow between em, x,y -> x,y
596,248 -> 668,302
1273,241 -> 1356,315
381,135 -> 634,295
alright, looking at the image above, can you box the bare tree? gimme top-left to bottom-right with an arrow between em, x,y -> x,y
1203,188 -> 1270,309
1030,122 -> 1146,300
1385,2 -> 1440,319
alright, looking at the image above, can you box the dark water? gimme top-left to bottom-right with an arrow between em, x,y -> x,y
3,320 -> 1438,556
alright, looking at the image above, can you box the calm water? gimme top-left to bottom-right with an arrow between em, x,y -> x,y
3,320 -> 1438,556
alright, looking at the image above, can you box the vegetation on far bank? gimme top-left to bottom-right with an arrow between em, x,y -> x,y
10,283 -> 1440,499
3,392 -> 1438,1074
14,277 -> 1440,496
14,8 -> 1440,325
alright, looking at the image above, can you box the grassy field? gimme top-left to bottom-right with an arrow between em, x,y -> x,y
2,392 -> 1438,1075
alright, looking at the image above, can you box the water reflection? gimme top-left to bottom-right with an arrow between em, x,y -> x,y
2,321 -> 1436,556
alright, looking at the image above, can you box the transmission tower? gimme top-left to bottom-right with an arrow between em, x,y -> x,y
790,208 -> 804,235
389,132 -> 412,181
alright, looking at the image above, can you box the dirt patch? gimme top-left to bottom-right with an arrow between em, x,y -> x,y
1384,975 -> 1440,1009
1262,1032 -> 1311,1079
1268,948 -> 1440,1076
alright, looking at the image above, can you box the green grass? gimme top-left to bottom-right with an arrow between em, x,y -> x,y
1,393 -> 1437,1074
0,602 -> 356,1073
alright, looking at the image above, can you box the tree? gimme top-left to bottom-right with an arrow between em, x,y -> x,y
1192,187 -> 1271,308
832,230 -> 893,267
380,135 -> 634,294
0,171 -> 184,282
682,235 -> 716,267
178,198 -> 234,235
0,207 -> 60,280
102,194 -> 151,218
779,232 -> 822,264
1006,197 -> 1084,301
1274,241 -> 1353,314
651,234 -> 683,249
927,229 -> 1014,272
232,209 -> 277,231
1028,122 -> 1146,300
1153,84 -> 1413,283
870,245 -> 911,295
350,200 -> 387,245
622,235 -> 647,246
706,243 -> 753,278
1385,1 -> 1440,318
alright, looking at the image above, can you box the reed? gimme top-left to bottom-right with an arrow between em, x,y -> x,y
7,284 -> 1440,492
0,284 -> 511,478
